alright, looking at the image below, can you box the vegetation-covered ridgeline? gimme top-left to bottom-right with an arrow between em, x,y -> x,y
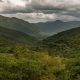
42,27 -> 80,56
0,26 -> 38,53
0,15 -> 40,38
1,15 -> 80,39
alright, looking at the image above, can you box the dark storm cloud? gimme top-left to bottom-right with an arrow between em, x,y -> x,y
0,0 -> 2,1
0,0 -> 79,14
0,0 -> 80,22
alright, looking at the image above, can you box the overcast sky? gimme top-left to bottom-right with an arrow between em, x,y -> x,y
0,0 -> 80,23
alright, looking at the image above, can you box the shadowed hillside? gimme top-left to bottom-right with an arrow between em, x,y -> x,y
0,15 -> 40,38
43,27 -> 80,56
0,26 -> 37,44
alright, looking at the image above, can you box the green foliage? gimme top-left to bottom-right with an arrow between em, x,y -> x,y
0,48 -> 79,80
0,52 -> 65,80
43,27 -> 80,56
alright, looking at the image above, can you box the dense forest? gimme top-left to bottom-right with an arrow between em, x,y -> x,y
0,16 -> 80,80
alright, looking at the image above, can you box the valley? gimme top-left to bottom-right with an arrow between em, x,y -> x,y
0,16 -> 80,80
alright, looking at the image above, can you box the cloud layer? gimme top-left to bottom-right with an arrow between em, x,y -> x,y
0,0 -> 80,22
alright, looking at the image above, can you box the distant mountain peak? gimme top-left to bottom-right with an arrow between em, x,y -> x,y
54,20 -> 63,23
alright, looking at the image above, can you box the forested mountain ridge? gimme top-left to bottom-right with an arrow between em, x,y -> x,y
0,26 -> 37,45
1,15 -> 80,39
0,15 -> 40,38
42,27 -> 80,56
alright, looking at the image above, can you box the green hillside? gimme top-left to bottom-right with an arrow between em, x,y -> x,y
0,26 -> 37,43
42,27 -> 80,56
0,15 -> 40,38
0,26 -> 37,53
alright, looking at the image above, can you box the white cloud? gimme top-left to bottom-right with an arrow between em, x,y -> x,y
8,0 -> 26,7
1,12 -> 80,23
1,0 -> 80,12
0,0 -> 80,22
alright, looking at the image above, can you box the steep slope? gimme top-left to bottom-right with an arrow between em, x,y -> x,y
0,15 -> 40,38
37,20 -> 80,38
0,26 -> 37,45
43,27 -> 80,55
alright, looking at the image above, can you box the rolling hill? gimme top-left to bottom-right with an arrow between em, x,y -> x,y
0,26 -> 37,45
0,15 -> 40,38
42,27 -> 80,56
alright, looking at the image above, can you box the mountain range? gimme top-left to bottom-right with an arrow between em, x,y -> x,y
0,15 -> 40,38
37,20 -> 80,38
1,15 -> 80,39
0,15 -> 80,49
